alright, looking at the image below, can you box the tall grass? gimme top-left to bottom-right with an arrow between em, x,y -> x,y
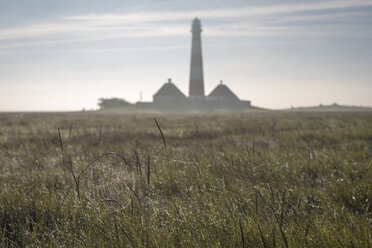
0,112 -> 371,247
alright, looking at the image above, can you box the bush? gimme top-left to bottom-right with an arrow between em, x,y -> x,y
98,98 -> 131,109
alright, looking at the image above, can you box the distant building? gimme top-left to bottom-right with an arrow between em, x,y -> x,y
189,18 -> 205,101
105,18 -> 252,112
208,81 -> 240,102
148,18 -> 252,111
153,78 -> 186,103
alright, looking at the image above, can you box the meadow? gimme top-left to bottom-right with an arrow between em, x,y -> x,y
0,111 -> 371,247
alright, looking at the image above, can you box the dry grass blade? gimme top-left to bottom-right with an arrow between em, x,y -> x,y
154,118 -> 166,150
147,154 -> 151,188
239,220 -> 245,248
57,128 -> 64,158
68,124 -> 73,138
257,221 -> 268,248
98,126 -> 103,146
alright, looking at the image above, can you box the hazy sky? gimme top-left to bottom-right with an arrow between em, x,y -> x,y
0,0 -> 371,111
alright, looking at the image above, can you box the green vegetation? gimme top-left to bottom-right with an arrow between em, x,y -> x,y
98,98 -> 132,109
0,112 -> 371,247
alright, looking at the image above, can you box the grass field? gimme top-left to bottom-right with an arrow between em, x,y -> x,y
0,111 -> 371,247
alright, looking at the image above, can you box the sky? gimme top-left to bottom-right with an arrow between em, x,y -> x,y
0,0 -> 371,111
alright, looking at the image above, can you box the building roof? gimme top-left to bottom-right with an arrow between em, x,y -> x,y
208,81 -> 239,101
153,78 -> 186,98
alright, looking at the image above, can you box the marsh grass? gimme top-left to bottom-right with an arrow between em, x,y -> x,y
0,112 -> 371,247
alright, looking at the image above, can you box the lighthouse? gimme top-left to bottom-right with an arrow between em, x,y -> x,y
189,18 -> 205,100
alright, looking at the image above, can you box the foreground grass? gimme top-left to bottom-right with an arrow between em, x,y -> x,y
0,112 -> 371,247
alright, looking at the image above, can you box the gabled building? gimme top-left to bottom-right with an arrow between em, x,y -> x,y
153,78 -> 186,103
207,81 -> 240,102
148,18 -> 252,112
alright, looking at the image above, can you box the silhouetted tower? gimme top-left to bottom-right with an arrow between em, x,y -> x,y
189,18 -> 205,100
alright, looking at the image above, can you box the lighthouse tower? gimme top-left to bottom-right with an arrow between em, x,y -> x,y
189,18 -> 205,100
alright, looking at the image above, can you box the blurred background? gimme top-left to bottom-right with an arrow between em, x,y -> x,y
0,0 -> 371,111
